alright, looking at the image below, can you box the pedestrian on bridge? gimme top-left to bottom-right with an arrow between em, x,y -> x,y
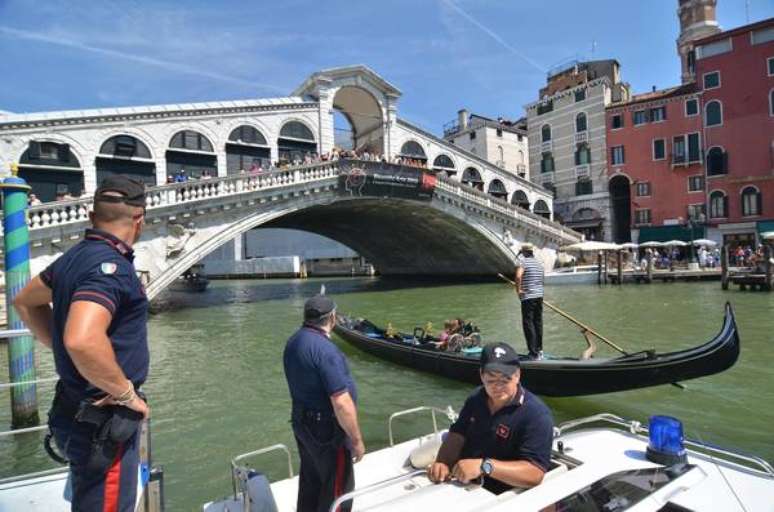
283,295 -> 365,512
514,243 -> 544,360
14,175 -> 150,511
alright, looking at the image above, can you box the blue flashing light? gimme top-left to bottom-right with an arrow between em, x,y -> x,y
646,415 -> 687,466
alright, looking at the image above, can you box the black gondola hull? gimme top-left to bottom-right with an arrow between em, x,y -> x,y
333,303 -> 740,397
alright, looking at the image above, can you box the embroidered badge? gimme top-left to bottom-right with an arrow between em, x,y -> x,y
100,262 -> 117,275
496,423 -> 510,439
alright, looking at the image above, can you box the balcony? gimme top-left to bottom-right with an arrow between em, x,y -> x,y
541,140 -> 552,153
575,164 -> 591,179
541,172 -> 554,184
574,131 -> 588,144
516,163 -> 526,176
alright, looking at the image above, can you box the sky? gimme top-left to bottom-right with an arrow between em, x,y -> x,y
0,0 -> 771,134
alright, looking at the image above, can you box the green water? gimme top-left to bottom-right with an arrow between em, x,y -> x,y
2,278 -> 773,510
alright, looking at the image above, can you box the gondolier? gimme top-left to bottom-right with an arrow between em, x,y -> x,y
283,295 -> 365,512
515,243 -> 544,359
13,175 -> 150,511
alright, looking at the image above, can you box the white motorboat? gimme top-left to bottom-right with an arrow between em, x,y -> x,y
204,406 -> 774,512
545,264 -> 599,285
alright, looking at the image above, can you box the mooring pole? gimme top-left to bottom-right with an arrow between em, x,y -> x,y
1,164 -> 39,427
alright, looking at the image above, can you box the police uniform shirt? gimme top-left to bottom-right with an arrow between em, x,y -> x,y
283,326 -> 357,415
40,228 -> 149,401
449,385 -> 553,494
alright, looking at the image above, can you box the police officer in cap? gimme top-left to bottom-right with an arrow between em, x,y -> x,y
429,342 -> 553,494
283,295 -> 365,512
15,175 -> 150,511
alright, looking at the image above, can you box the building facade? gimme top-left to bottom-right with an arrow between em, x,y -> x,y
525,60 -> 631,241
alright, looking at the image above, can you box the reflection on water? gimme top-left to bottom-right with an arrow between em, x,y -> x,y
1,277 -> 772,510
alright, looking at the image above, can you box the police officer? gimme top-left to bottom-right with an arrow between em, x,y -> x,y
283,295 -> 365,512
428,342 -> 553,494
14,175 -> 150,511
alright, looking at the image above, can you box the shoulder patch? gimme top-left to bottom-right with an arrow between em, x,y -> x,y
100,262 -> 118,275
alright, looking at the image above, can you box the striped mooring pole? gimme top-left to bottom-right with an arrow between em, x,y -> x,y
1,163 -> 39,428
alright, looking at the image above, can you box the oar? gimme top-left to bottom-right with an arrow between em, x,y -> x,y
497,273 -> 628,356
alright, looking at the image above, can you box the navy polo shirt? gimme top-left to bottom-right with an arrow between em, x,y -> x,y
283,326 -> 357,416
450,385 -> 553,494
40,228 -> 149,401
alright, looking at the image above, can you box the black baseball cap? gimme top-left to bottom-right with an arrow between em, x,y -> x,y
95,176 -> 146,207
481,342 -> 521,376
304,295 -> 336,319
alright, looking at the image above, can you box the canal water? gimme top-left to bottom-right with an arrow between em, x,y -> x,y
2,277 -> 773,510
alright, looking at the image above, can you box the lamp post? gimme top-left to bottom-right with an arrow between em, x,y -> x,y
686,213 -> 706,270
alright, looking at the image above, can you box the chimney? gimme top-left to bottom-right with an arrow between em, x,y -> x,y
458,109 -> 469,130
652,85 -> 657,92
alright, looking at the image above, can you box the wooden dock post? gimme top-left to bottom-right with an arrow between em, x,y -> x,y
603,252 -> 609,284
597,252 -> 602,285
616,250 -> 623,285
765,245 -> 772,292
646,252 -> 653,283
721,245 -> 729,290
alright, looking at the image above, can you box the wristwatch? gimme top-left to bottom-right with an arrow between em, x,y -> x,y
480,458 -> 494,476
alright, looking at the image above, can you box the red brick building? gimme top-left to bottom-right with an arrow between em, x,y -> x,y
605,14 -> 774,246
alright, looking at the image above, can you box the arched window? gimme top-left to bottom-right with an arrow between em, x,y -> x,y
400,140 -> 427,160
574,144 -> 591,165
497,145 -> 504,165
227,125 -> 270,174
705,100 -> 722,127
518,150 -> 524,164
19,140 -> 84,202
575,178 -> 593,196
540,153 -> 555,173
487,179 -> 508,199
541,125 -> 551,142
168,130 -> 217,179
741,186 -> 761,217
278,121 -> 317,163
170,130 -> 214,152
533,199 -> 551,219
461,167 -> 483,191
511,190 -> 530,210
432,154 -> 456,176
770,89 -> 774,116
709,191 -> 727,218
706,147 -> 726,175
97,135 -> 156,186
575,112 -> 587,133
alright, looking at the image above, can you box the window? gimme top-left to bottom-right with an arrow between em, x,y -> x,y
575,144 -> 591,165
611,114 -> 623,129
541,153 -> 555,173
650,106 -> 666,122
770,89 -> 774,116
687,49 -> 696,76
688,203 -> 706,221
685,98 -> 699,116
576,112 -> 587,132
697,38 -> 731,58
496,128 -> 503,137
633,110 -> 647,125
400,140 -> 427,159
541,125 -> 552,142
709,191 -> 727,218
537,101 -> 553,115
752,26 -> 774,45
703,71 -> 720,89
611,146 -> 625,165
741,186 -> 761,216
636,182 -> 651,197
653,139 -> 666,160
705,100 -> 722,126
673,136 -> 686,164
688,175 -> 705,192
280,121 -> 315,141
706,147 -> 726,175
575,178 -> 593,196
575,89 -> 586,102
635,209 -> 652,225
768,57 -> 774,76
170,130 -> 214,152
687,133 -> 701,163
468,131 -> 476,140
228,125 -> 267,145
100,135 -> 152,159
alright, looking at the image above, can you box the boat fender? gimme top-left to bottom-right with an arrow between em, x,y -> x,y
237,468 -> 278,512
408,436 -> 444,469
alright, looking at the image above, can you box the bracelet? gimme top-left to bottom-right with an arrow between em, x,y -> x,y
112,383 -> 135,405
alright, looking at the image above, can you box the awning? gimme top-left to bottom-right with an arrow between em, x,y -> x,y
637,225 -> 706,243
564,219 -> 603,229
757,220 -> 774,234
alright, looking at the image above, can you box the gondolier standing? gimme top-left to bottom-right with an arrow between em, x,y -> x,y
515,243 -> 544,359
283,295 -> 365,512
13,175 -> 150,510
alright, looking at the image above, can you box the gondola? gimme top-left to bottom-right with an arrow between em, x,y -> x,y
332,303 -> 740,397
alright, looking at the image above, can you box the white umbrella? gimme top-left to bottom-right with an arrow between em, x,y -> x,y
639,241 -> 664,248
620,242 -> 639,249
692,238 -> 717,247
664,240 -> 688,247
761,231 -> 774,241
561,241 -> 622,252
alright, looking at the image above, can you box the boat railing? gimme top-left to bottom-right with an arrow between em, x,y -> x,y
556,413 -> 774,479
328,470 -> 427,512
230,444 -> 294,499
387,406 -> 457,447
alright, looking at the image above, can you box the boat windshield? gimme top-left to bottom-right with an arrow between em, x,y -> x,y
541,465 -> 693,511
